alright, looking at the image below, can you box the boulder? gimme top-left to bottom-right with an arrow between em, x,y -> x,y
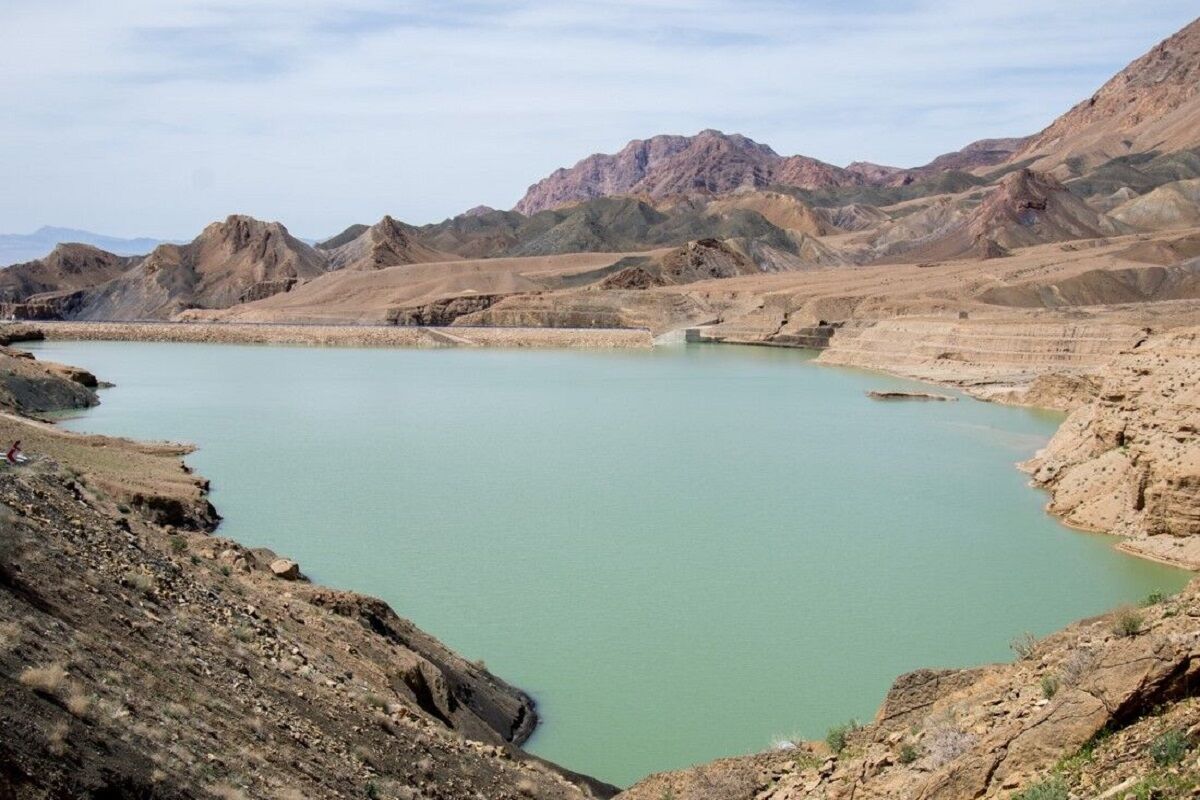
269,559 -> 301,581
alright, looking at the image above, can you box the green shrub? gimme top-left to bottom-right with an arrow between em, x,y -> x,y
898,743 -> 918,764
169,535 -> 187,553
1112,607 -> 1144,637
1012,775 -> 1067,800
1040,674 -> 1059,699
825,720 -> 858,754
1149,729 -> 1188,766
1142,590 -> 1167,606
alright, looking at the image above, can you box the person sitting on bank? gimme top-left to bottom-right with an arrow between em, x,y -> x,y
6,441 -> 28,465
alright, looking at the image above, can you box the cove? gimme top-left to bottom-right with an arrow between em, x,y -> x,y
23,339 -> 1189,787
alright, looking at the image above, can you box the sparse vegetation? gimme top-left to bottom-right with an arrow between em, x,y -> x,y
1113,606 -> 1144,637
898,743 -> 919,764
1010,631 -> 1038,660
1040,674 -> 1059,699
66,687 -> 92,718
1143,590 -> 1168,606
19,664 -> 67,696
1012,775 -> 1067,800
1060,647 -> 1095,687
122,570 -> 155,594
1149,729 -> 1188,766
46,720 -> 69,757
825,720 -> 859,754
925,719 -> 976,768
170,535 -> 188,553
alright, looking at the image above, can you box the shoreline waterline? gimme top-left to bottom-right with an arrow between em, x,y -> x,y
15,338 -> 1190,786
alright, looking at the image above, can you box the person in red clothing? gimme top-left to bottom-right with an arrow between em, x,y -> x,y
6,441 -> 25,465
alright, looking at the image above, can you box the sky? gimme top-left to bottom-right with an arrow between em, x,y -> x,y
1,1 -> 1197,240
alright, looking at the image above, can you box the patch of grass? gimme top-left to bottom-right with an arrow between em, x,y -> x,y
898,743 -> 919,765
1149,729 -> 1188,766
169,535 -> 188,553
122,570 -> 155,595
19,664 -> 67,695
1126,771 -> 1199,799
1112,606 -> 1144,638
1040,674 -> 1059,699
363,693 -> 389,711
1012,775 -> 1067,800
1010,632 -> 1038,660
825,720 -> 859,754
232,624 -> 255,643
219,565 -> 232,577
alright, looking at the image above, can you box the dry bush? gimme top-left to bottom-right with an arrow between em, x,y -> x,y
46,720 -> 69,756
19,664 -> 67,695
208,784 -> 248,800
925,719 -> 977,768
66,686 -> 93,718
1060,647 -> 1095,687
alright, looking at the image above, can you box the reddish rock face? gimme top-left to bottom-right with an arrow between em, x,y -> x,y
514,130 -> 862,215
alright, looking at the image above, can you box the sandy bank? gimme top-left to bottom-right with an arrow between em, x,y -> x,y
13,320 -> 653,349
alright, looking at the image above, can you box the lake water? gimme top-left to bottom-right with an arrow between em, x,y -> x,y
23,340 -> 1189,786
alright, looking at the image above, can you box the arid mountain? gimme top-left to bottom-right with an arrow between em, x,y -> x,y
321,216 -> 454,270
66,215 -> 327,320
0,244 -> 137,304
847,137 -> 1031,187
514,130 -> 861,215
1017,16 -> 1200,176
878,169 -> 1128,262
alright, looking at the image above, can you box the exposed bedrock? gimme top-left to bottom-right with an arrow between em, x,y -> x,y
619,580 -> 1200,800
1025,326 -> 1200,563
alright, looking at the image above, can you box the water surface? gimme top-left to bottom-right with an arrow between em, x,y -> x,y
25,340 -> 1188,786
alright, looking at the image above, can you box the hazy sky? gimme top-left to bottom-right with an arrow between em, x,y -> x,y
1,1 -> 1196,239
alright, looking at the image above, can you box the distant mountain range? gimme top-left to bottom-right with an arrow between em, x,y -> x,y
1,17 -> 1198,326
0,226 -> 174,267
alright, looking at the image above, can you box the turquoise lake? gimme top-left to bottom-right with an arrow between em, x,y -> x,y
23,340 -> 1189,787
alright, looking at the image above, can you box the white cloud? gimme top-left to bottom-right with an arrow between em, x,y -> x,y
0,0 -> 1195,237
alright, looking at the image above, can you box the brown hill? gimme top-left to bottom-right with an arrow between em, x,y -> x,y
1017,16 -> 1200,175
882,169 -> 1128,262
514,130 -> 862,215
1109,178 -> 1200,229
322,216 -> 455,270
70,215 -> 327,319
0,244 -> 136,304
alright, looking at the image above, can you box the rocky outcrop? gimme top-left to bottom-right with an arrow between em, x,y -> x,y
882,170 -> 1129,263
0,347 -> 98,414
1025,327 -> 1200,561
388,294 -> 503,326
620,584 -> 1200,799
514,130 -> 863,215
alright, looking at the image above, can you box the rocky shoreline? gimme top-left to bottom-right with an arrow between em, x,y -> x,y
0,342 -> 616,798
2,321 -> 1198,799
